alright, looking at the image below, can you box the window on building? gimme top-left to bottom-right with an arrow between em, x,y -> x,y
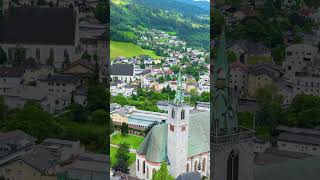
194,161 -> 198,171
170,124 -> 174,132
143,161 -> 146,174
227,150 -> 239,180
202,157 -> 206,172
171,109 -> 175,119
288,66 -> 291,70
36,48 -> 40,61
181,126 -> 186,132
181,109 -> 185,120
137,159 -> 139,171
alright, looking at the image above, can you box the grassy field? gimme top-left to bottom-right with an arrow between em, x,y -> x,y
110,41 -> 161,60
110,132 -> 144,149
110,147 -> 136,166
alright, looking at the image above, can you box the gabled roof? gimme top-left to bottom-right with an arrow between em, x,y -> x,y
137,123 -> 168,163
110,64 -> 134,76
63,59 -> 95,72
0,7 -> 76,45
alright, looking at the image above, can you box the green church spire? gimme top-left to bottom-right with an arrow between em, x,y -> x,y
211,31 -> 239,136
173,70 -> 184,105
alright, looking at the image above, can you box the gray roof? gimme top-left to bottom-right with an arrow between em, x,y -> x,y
21,147 -> 60,173
254,156 -> 320,180
0,130 -> 36,158
110,64 -> 134,76
176,172 -> 201,180
67,153 -> 108,173
278,132 -> 320,146
0,7 -> 76,45
39,74 -> 80,84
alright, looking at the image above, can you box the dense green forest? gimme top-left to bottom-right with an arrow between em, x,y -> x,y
110,0 -> 209,49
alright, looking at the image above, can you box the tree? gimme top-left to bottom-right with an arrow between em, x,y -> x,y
113,143 -> 130,173
67,103 -> 87,122
120,123 -> 129,135
91,109 -> 107,124
63,53 -> 71,68
152,162 -> 174,180
95,3 -> 108,23
227,50 -> 237,63
4,101 -> 62,141
87,81 -> 108,111
170,65 -> 180,74
0,46 -> 7,64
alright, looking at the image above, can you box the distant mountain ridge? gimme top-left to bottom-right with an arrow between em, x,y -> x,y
134,0 -> 209,17
175,0 -> 210,11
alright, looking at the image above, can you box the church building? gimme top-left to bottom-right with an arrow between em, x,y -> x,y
211,31 -> 255,180
135,71 -> 210,179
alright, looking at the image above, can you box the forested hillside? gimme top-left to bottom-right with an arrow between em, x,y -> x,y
110,0 -> 209,49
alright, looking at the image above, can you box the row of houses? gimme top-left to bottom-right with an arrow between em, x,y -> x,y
0,130 -> 108,180
0,58 -> 100,113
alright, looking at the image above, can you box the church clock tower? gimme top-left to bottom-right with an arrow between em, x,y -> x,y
167,71 -> 190,178
211,31 -> 255,180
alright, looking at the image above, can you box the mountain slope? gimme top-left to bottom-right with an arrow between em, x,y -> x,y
110,0 -> 209,49
134,0 -> 209,17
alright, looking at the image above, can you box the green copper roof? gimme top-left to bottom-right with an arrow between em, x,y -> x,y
173,70 -> 184,105
137,111 -> 210,162
137,123 -> 168,163
187,111 -> 210,157
212,31 -> 239,136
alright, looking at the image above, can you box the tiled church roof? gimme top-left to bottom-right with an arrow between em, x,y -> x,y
137,111 -> 210,163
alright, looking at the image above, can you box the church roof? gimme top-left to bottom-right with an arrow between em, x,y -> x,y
137,123 -> 168,163
137,111 -> 210,162
0,8 -> 76,45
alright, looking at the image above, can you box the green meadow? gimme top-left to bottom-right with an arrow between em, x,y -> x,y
110,41 -> 161,60
110,147 -> 136,166
110,131 -> 144,149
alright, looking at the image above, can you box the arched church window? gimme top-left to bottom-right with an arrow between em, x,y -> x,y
137,159 -> 139,171
172,109 -> 175,118
227,150 -> 239,180
143,161 -> 146,174
202,157 -> 206,172
186,163 -> 190,172
146,166 -> 149,179
181,109 -> 185,120
194,161 -> 198,171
